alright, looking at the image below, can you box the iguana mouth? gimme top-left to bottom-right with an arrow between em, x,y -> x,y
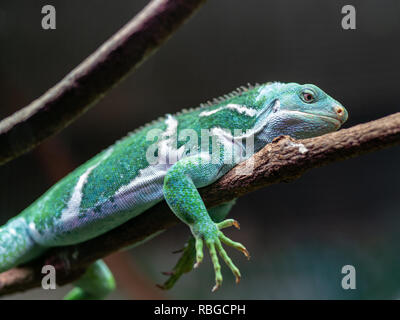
286,110 -> 342,129
311,114 -> 342,128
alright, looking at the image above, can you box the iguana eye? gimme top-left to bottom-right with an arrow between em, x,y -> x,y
301,90 -> 315,103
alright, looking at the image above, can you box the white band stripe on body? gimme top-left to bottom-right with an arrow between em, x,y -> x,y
199,104 -> 257,117
60,148 -> 114,222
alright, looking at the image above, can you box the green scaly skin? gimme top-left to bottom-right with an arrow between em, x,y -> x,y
0,82 -> 348,298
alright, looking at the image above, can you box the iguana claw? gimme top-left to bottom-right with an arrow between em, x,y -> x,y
193,218 -> 249,292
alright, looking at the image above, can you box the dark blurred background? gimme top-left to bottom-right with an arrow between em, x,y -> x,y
0,0 -> 399,299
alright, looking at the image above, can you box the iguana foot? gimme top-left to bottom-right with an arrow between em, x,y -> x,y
192,219 -> 250,292
157,237 -> 196,290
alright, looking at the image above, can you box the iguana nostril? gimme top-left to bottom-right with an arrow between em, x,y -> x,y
333,105 -> 348,124
334,105 -> 344,116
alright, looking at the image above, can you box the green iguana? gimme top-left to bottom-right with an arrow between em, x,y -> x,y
0,82 -> 348,299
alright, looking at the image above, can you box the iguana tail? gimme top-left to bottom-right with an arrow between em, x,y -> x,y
0,217 -> 44,273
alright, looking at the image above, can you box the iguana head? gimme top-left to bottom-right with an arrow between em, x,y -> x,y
255,82 -> 348,141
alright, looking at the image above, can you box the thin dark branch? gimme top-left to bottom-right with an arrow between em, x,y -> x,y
1,112 -> 399,296
0,0 -> 206,166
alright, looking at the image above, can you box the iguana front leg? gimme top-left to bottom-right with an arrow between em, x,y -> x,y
158,200 -> 237,290
163,155 -> 249,291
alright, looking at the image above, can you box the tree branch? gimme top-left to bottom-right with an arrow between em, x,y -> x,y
1,112 -> 399,296
0,0 -> 206,166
